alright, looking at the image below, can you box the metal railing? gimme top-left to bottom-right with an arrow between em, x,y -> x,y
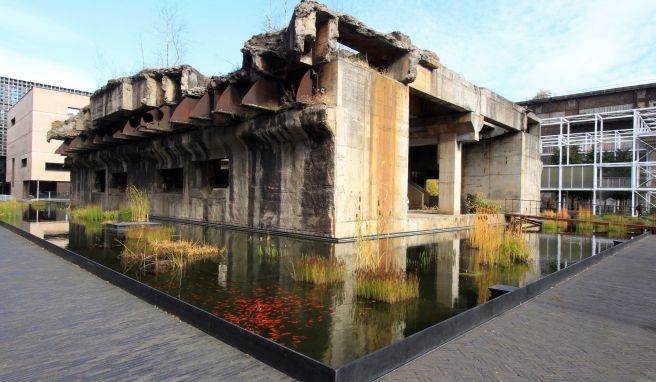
504,198 -> 649,217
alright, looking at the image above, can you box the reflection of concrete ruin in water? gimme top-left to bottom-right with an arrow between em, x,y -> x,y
33,207 -> 612,367
48,1 -> 541,240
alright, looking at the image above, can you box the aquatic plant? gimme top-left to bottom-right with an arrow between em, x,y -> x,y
575,207 -> 594,234
541,209 -> 569,233
604,214 -> 628,237
0,200 -> 24,223
126,185 -> 150,222
470,214 -> 533,267
257,234 -> 288,260
120,238 -> 224,272
30,200 -> 47,210
291,255 -> 346,285
70,204 -> 120,222
354,270 -> 419,304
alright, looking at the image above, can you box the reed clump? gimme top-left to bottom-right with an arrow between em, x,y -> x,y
119,226 -> 224,272
0,200 -> 24,223
541,209 -> 569,232
575,207 -> 594,234
470,214 -> 533,267
355,270 -> 419,304
604,214 -> 628,237
126,186 -> 150,222
291,255 -> 346,285
70,204 -> 119,222
257,234 -> 288,260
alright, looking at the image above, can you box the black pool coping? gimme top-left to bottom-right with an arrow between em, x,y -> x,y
0,219 -> 648,382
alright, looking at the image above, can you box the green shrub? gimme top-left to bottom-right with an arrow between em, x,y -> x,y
425,179 -> 439,197
465,193 -> 500,214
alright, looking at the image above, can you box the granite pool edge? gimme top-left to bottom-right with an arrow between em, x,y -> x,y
1,220 -> 648,382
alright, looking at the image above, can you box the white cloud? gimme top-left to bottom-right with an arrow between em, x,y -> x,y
0,49 -> 95,92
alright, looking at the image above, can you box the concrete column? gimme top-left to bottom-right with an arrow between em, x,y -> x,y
438,133 -> 462,215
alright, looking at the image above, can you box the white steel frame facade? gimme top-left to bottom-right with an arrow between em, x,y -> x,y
541,106 -> 656,216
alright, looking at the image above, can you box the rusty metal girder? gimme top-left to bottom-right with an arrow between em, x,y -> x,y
55,141 -> 70,155
121,119 -> 150,138
140,105 -> 173,132
214,85 -> 246,117
296,70 -> 313,103
189,93 -> 211,120
170,97 -> 200,125
241,78 -> 284,111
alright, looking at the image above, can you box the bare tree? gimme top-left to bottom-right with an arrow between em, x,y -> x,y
155,3 -> 187,67
262,0 -> 290,33
533,89 -> 552,100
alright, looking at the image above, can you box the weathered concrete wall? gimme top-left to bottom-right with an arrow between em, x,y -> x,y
462,124 -> 542,213
410,65 -> 525,131
69,106 -> 336,237
329,58 -> 409,238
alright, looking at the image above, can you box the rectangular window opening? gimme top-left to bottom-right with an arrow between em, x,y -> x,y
209,159 -> 230,189
110,172 -> 128,192
21,158 -> 27,167
94,170 -> 106,192
159,168 -> 184,193
45,162 -> 69,172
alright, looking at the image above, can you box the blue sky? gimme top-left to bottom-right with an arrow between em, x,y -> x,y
1,0 -> 655,101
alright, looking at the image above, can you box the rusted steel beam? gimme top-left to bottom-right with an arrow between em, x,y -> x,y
140,105 -> 173,132
170,97 -> 200,125
121,119 -> 150,138
241,78 -> 284,111
295,70 -> 313,103
189,93 -> 212,120
54,141 -> 70,155
214,85 -> 246,117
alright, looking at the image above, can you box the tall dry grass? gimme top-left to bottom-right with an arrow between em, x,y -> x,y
118,226 -> 224,273
126,185 -> 150,222
469,214 -> 533,267
575,207 -> 594,234
291,255 -> 346,285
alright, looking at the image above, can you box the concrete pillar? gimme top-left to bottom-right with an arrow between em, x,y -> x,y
438,133 -> 462,215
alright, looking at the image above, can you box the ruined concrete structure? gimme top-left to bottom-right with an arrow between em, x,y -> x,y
49,1 -> 541,239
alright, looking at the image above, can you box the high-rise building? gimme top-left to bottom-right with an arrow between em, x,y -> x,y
0,76 -> 90,193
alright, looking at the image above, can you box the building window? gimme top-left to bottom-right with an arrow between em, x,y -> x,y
110,172 -> 128,192
94,170 -> 106,192
45,162 -> 69,172
10,117 -> 16,126
67,107 -> 80,116
209,159 -> 230,188
21,158 -> 27,167
159,168 -> 184,193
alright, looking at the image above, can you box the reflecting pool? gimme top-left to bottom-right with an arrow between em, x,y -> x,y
3,203 -> 621,367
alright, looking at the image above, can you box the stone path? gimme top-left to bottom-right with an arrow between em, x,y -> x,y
0,228 -> 291,382
1,226 -> 655,381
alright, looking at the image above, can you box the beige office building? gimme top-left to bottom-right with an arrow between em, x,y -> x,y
6,87 -> 89,199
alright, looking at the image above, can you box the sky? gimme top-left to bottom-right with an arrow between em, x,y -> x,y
1,0 -> 655,102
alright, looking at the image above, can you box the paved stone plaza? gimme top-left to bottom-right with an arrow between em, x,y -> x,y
0,227 -> 654,381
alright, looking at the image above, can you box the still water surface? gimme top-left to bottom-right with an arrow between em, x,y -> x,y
7,203 -> 618,367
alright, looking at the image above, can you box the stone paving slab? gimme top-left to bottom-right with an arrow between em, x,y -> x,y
0,228 -> 291,382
